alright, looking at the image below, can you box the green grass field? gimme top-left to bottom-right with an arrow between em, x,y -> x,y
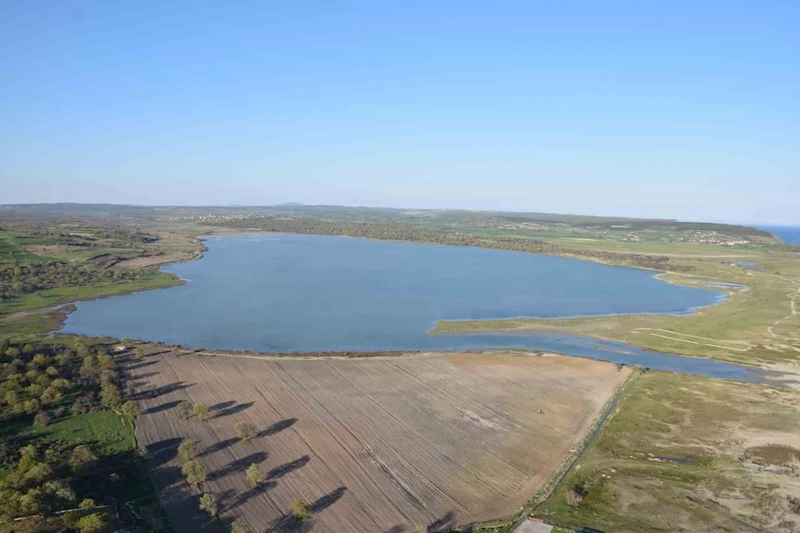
0,305 -> 75,339
29,410 -> 134,454
0,232 -> 41,265
0,272 -> 181,315
33,247 -> 138,263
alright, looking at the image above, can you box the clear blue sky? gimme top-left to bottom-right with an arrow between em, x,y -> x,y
1,1 -> 798,224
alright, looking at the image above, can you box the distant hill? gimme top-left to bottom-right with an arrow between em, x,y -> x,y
0,202 -> 779,243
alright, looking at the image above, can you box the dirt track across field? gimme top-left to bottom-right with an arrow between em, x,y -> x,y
124,351 -> 630,532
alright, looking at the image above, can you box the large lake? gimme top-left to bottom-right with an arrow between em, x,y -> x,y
63,234 -> 779,382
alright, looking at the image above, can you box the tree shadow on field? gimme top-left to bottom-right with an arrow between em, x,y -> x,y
126,360 -> 158,371
426,511 -> 456,532
155,465 -> 183,487
164,489 -> 217,532
130,371 -> 160,381
144,381 -> 194,400
264,487 -> 347,532
265,514 -> 314,533
258,418 -> 298,438
143,399 -> 182,415
198,436 -> 239,457
145,437 -> 182,467
209,451 -> 268,481
267,455 -> 310,480
382,513 -> 458,533
213,401 -> 254,418
309,486 -> 346,514
209,400 -> 235,411
224,481 -> 277,511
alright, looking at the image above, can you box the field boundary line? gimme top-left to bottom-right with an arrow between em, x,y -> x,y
464,368 -> 641,532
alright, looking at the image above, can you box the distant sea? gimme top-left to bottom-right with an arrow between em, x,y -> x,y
756,225 -> 800,245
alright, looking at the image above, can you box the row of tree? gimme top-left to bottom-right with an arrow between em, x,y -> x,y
173,411 -> 309,531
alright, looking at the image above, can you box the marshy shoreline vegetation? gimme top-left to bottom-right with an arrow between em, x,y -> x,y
1,204 -> 799,532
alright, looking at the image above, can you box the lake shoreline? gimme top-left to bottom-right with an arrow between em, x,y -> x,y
6,231 -> 781,378
55,233 -> 753,370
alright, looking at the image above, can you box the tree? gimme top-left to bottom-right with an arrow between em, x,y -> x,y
101,383 -> 121,410
69,445 -> 98,474
121,400 -> 141,421
77,512 -> 107,533
177,400 -> 194,420
245,463 -> 265,489
199,492 -> 218,519
96,353 -> 114,370
290,498 -> 309,521
75,341 -> 90,359
44,480 -> 75,504
33,411 -> 50,426
194,402 -> 209,423
4,390 -> 17,407
22,398 -> 40,414
24,462 -> 53,483
234,421 -> 257,443
19,488 -> 43,516
231,520 -> 252,533
15,516 -> 45,533
51,377 -> 71,390
178,439 -> 196,462
20,444 -> 38,458
79,498 -> 96,509
181,459 -> 207,490
17,455 -> 37,477
133,346 -> 145,358
41,386 -> 63,405
72,395 -> 93,414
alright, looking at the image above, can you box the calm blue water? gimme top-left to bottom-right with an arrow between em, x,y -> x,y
63,234 -> 782,383
757,225 -> 800,244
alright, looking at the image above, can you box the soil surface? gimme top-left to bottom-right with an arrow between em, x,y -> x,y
123,350 -> 629,532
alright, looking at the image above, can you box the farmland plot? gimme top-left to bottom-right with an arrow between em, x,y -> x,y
123,351 -> 630,532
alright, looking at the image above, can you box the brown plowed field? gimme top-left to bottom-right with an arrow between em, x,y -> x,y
124,351 -> 629,532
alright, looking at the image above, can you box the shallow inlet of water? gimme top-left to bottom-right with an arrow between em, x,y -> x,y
63,234 -> 782,383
